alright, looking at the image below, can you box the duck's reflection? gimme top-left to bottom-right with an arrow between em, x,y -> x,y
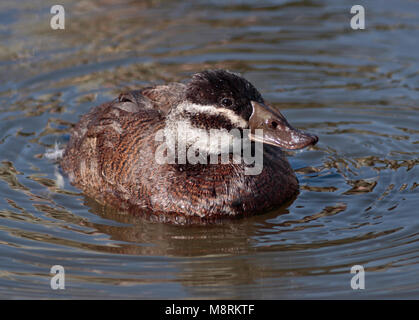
82,194 -> 296,257
79,194 -> 328,297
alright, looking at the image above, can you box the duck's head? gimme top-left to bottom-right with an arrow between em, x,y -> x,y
166,70 -> 318,154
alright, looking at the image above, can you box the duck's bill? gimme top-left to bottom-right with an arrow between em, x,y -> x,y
248,101 -> 318,150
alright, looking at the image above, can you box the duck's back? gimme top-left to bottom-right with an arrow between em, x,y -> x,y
61,92 -> 161,202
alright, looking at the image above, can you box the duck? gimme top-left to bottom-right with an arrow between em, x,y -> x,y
60,70 -> 318,224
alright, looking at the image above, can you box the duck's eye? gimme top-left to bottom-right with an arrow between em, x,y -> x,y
221,98 -> 233,107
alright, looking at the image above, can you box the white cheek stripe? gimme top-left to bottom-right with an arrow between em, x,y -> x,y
176,102 -> 248,128
164,117 -> 235,155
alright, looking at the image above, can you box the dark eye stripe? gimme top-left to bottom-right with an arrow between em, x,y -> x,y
182,111 -> 234,131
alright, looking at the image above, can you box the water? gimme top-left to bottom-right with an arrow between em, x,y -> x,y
0,0 -> 418,299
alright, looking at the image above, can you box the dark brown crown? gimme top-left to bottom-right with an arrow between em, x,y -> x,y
186,70 -> 264,121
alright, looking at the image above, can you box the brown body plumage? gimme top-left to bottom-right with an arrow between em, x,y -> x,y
60,70 -> 318,224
